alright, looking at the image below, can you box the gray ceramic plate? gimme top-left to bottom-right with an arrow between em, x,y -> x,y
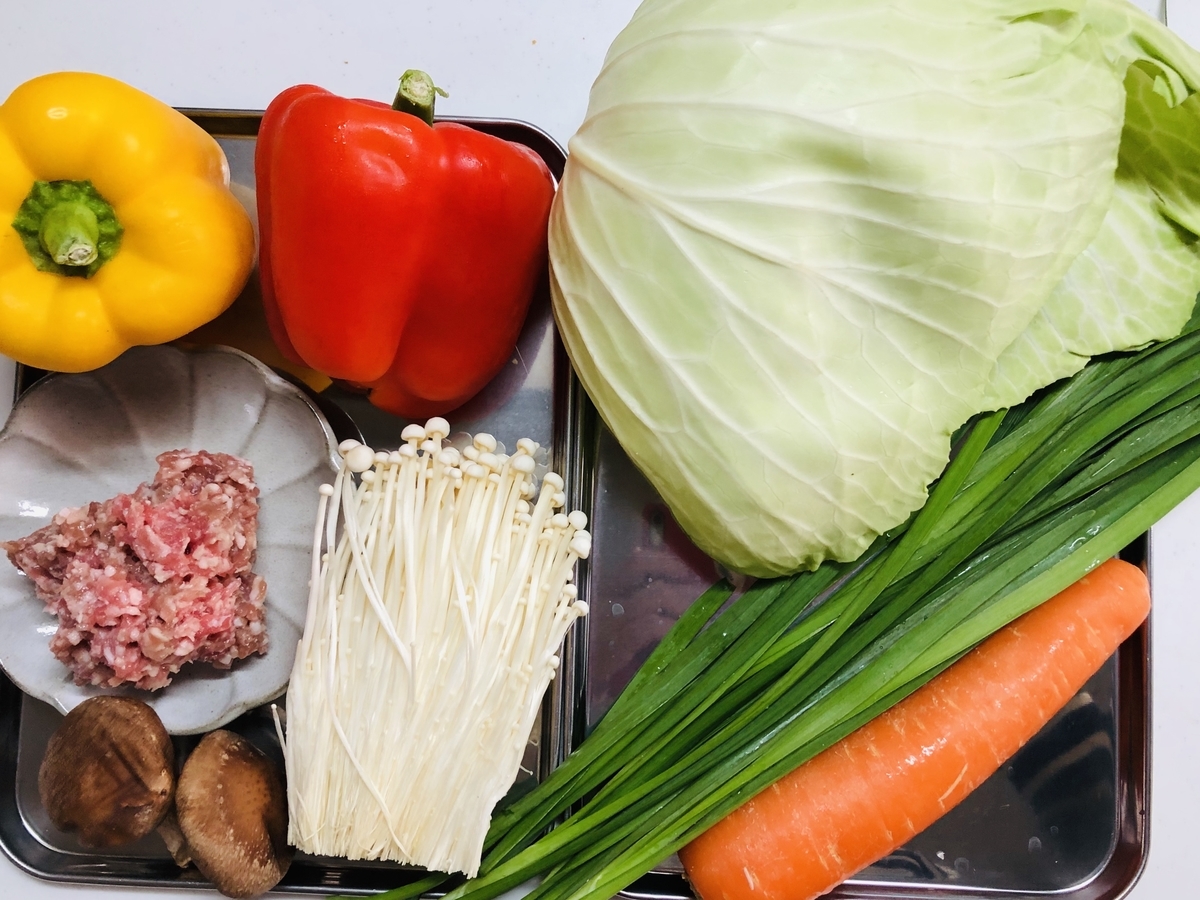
0,344 -> 339,734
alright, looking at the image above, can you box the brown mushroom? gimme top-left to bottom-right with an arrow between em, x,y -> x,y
38,696 -> 175,848
175,729 -> 293,898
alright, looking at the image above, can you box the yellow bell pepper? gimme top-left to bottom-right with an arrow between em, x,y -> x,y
0,72 -> 254,372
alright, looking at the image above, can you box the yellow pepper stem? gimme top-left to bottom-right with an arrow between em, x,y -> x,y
11,180 -> 123,278
40,200 -> 100,267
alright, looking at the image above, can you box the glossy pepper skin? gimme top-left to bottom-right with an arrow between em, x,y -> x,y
256,83 -> 556,418
0,72 -> 255,372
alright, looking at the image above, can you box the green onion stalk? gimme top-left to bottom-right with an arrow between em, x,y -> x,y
358,307 -> 1200,900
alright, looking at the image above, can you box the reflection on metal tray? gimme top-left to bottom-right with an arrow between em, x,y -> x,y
0,112 -> 1149,900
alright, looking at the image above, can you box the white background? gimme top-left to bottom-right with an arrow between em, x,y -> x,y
0,1 -> 1197,898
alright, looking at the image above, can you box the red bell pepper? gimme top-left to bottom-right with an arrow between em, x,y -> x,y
255,71 -> 556,417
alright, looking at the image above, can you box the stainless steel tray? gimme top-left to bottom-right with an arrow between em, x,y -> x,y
0,112 -> 1149,900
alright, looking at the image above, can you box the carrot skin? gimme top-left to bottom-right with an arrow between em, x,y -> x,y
679,558 -> 1151,900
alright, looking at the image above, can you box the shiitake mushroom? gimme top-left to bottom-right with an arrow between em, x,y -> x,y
39,698 -> 292,897
38,695 -> 175,847
175,729 -> 293,898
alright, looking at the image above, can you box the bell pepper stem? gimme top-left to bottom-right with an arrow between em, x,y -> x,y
40,201 -> 100,267
392,69 -> 448,126
11,180 -> 123,278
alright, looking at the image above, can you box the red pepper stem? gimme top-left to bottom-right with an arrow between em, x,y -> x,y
391,69 -> 448,126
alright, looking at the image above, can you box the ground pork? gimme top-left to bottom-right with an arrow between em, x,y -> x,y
2,449 -> 268,690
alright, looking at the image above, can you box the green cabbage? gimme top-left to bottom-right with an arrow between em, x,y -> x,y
549,0 -> 1200,576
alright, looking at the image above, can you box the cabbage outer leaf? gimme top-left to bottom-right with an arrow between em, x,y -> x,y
984,11 -> 1200,407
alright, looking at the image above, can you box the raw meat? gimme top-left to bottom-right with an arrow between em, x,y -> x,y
2,450 -> 268,690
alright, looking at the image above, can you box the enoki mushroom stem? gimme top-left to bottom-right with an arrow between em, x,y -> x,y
281,418 -> 590,876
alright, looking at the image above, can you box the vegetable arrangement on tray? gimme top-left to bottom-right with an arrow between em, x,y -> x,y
369,306 -> 1200,900
3,0 -> 1200,898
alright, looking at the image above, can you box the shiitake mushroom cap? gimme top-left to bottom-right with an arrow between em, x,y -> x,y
176,729 -> 292,898
38,695 -> 175,848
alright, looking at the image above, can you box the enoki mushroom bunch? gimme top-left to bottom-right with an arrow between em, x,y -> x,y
282,417 -> 591,876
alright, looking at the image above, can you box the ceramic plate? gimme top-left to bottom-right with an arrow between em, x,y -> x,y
0,344 -> 339,734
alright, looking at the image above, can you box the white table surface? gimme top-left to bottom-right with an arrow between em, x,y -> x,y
0,0 -> 1196,897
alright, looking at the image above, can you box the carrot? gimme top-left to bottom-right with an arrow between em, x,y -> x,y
678,557 -> 1150,900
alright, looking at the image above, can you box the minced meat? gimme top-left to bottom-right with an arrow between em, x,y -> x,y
2,449 -> 268,690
